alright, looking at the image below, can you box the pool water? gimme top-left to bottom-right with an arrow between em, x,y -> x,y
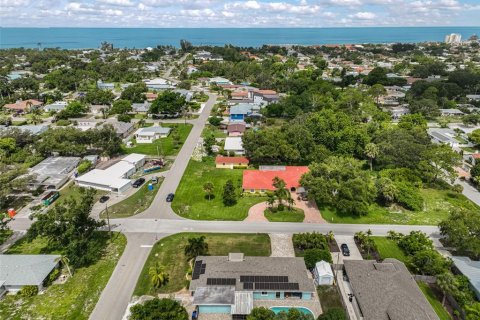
270,306 -> 314,317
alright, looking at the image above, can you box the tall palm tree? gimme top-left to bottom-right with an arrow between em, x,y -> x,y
149,263 -> 169,288
55,255 -> 73,277
272,177 -> 288,207
437,272 -> 458,306
364,143 -> 379,171
184,236 -> 209,260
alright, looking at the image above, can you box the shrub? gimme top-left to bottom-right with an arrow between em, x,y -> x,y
304,248 -> 332,269
395,181 -> 423,211
318,308 -> 347,320
20,285 -> 38,297
397,231 -> 433,255
117,114 -> 132,123
55,119 -> 71,126
44,268 -> 60,286
77,160 -> 92,174
293,232 -> 328,251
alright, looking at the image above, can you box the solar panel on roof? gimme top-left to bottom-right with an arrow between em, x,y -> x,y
239,275 -> 289,283
192,260 -> 203,280
206,278 -> 236,286
254,283 -> 299,290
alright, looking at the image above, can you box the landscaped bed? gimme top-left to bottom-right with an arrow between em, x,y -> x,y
172,157 -> 266,220
122,123 -> 192,157
133,233 -> 271,296
99,178 -> 163,219
0,232 -> 126,320
320,188 -> 479,225
264,207 -> 305,222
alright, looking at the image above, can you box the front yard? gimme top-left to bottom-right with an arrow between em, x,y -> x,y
172,157 -> 266,220
133,233 -> 271,296
122,123 -> 192,157
0,232 -> 126,320
99,179 -> 163,219
320,188 -> 479,225
371,236 -> 409,264
264,207 -> 305,222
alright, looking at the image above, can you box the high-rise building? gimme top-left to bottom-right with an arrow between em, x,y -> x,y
445,33 -> 462,44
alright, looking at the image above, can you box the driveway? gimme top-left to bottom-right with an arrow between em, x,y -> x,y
269,234 -> 295,257
333,235 -> 363,264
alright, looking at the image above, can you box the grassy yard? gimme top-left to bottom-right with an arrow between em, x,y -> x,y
371,237 -> 409,264
0,232 -> 126,320
122,123 -> 192,156
418,282 -> 452,320
202,124 -> 227,138
99,179 -> 162,219
133,233 -> 271,296
0,229 -> 13,245
264,208 -> 305,222
320,188 -> 479,225
317,286 -> 344,313
172,157 -> 266,220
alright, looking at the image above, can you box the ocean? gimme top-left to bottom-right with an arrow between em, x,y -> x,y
0,27 -> 479,49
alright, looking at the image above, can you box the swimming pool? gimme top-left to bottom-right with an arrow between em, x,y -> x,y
270,306 -> 314,317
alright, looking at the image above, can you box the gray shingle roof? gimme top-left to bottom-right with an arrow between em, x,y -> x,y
0,255 -> 61,286
189,255 -> 315,293
344,259 -> 439,320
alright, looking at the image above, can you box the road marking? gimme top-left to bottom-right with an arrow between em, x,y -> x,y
140,245 -> 153,248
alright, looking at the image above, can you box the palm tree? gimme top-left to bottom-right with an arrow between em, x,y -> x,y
203,181 -> 214,200
326,231 -> 335,243
149,263 -> 169,288
184,236 -> 209,260
55,255 -> 73,277
266,192 -> 275,209
364,143 -> 379,171
437,272 -> 458,306
272,177 -> 288,207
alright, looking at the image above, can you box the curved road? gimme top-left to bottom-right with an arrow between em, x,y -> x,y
7,92 -> 442,320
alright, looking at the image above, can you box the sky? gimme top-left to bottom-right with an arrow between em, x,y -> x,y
1,0 -> 480,28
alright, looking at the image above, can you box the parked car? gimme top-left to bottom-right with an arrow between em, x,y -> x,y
166,193 -> 175,202
132,178 -> 145,188
99,196 -> 110,203
341,243 -> 350,256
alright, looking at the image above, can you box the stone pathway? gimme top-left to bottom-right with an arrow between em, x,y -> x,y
269,234 -> 295,257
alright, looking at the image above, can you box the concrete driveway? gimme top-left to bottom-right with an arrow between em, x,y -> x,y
333,235 -> 363,264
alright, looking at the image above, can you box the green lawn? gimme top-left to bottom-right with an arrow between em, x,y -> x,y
320,188 -> 479,225
264,207 -> 305,222
418,282 -> 452,320
99,179 -> 163,219
317,286 -> 344,313
0,229 -> 13,245
0,232 -> 126,320
202,124 -> 227,138
56,183 -> 106,206
172,157 -> 266,220
133,233 -> 271,296
371,237 -> 409,263
122,123 -> 192,156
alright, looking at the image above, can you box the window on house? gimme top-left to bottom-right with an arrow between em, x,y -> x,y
276,292 -> 281,299
261,292 -> 268,296
250,189 -> 254,192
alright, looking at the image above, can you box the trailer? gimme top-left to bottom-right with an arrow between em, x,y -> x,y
42,191 -> 60,206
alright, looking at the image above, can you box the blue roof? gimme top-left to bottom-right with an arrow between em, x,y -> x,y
230,103 -> 257,115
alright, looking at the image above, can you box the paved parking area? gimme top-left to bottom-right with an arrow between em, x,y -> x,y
333,235 -> 363,264
269,234 -> 295,257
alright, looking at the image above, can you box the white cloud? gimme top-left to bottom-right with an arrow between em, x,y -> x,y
349,11 -> 376,19
97,0 -> 135,7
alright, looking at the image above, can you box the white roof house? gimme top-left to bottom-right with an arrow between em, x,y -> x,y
75,153 -> 145,193
44,101 -> 68,112
224,137 -> 244,155
0,254 -> 61,293
314,261 -> 334,286
134,126 -> 171,144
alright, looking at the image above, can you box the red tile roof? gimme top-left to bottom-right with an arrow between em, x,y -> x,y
472,154 -> 480,159
4,99 -> 42,111
242,166 -> 309,191
215,156 -> 249,165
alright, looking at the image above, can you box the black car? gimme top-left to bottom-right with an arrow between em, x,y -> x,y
99,195 -> 110,203
132,178 -> 145,188
341,243 -> 350,256
166,193 -> 175,202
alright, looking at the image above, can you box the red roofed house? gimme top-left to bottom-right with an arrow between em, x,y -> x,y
4,99 -> 43,113
242,166 -> 309,193
215,156 -> 249,169
146,93 -> 158,101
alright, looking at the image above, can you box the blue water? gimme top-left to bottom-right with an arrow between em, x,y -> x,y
1,27 -> 479,49
270,306 -> 314,316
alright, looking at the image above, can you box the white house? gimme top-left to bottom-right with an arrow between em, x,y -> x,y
0,255 -> 60,295
43,101 -> 68,112
134,126 -> 171,144
144,78 -> 175,90
224,137 -> 244,155
313,261 -> 334,286
75,153 -> 145,193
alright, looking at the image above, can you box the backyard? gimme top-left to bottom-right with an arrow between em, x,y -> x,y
122,123 -> 192,157
316,286 -> 344,313
0,232 -> 126,320
320,188 -> 479,225
418,282 -> 452,320
133,233 -> 271,296
172,157 -> 266,220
